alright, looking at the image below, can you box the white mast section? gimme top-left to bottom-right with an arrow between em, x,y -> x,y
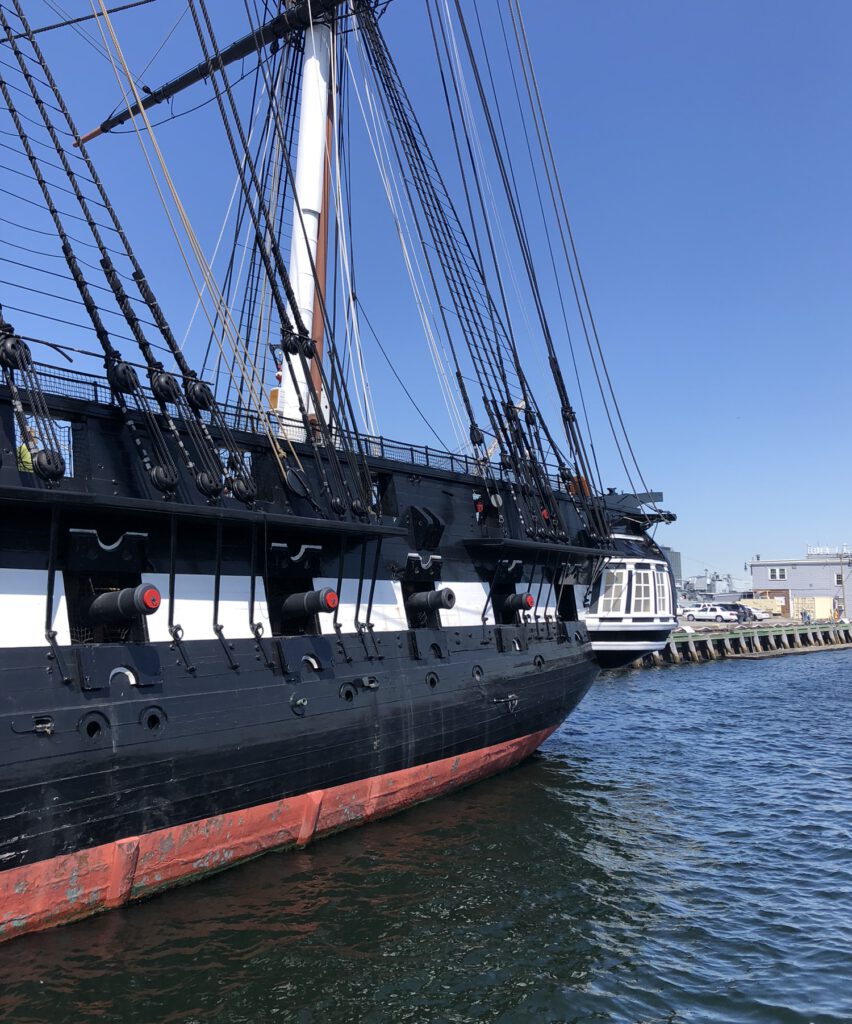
278,21 -> 332,421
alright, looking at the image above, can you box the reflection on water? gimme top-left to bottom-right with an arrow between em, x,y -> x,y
1,653 -> 851,1023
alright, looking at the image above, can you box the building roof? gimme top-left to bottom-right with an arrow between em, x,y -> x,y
750,548 -> 852,568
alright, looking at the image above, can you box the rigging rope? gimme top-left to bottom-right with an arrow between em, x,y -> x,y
505,0 -> 657,510
327,30 -> 377,435
0,11 -> 177,491
228,0 -> 381,514
488,0 -> 604,495
6,0 -> 258,502
427,0 -> 568,530
187,0 -> 363,514
343,44 -> 468,451
6,0 -> 157,41
356,3 -> 579,541
87,0 -> 309,498
443,0 -> 608,537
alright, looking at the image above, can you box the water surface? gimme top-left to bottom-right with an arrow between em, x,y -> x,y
0,652 -> 849,1023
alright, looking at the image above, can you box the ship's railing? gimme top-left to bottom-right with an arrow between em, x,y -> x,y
204,395 -> 484,476
35,364 -> 115,406
25,361 -> 564,487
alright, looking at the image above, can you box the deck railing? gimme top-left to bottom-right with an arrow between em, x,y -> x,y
23,361 -> 564,487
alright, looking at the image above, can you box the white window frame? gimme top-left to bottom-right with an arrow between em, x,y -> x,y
599,569 -> 627,616
836,573 -> 844,587
632,570 -> 653,615
768,567 -> 787,581
654,569 -> 671,615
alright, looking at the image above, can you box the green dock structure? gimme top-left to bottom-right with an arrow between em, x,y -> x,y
629,622 -> 852,669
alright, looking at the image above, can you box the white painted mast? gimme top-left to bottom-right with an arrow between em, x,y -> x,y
277,19 -> 333,422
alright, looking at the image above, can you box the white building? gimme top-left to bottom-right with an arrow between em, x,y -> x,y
749,547 -> 852,620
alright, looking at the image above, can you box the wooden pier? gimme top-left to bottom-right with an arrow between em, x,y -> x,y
629,622 -> 852,670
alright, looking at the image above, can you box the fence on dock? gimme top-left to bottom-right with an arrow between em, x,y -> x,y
631,622 -> 852,670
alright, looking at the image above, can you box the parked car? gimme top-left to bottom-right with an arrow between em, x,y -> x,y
720,603 -> 772,621
718,602 -> 757,622
683,603 -> 738,623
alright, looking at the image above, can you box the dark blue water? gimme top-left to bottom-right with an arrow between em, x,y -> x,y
0,653 -> 849,1024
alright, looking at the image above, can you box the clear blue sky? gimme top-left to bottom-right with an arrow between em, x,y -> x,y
7,1 -> 852,580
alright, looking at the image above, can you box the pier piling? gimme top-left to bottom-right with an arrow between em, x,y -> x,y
626,621 -> 852,670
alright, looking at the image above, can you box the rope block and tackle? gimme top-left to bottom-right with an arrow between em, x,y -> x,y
0,317 -> 66,483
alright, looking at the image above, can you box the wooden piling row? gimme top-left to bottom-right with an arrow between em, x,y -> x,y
629,622 -> 852,670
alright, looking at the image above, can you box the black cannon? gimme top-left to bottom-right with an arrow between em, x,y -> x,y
501,592 -> 534,615
281,588 -> 339,619
87,584 -> 161,625
406,588 -> 456,612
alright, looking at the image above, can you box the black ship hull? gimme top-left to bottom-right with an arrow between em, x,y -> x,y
0,627 -> 596,940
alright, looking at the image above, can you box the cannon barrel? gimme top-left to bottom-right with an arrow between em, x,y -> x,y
88,584 -> 161,625
502,592 -> 535,614
281,588 -> 339,619
406,588 -> 456,612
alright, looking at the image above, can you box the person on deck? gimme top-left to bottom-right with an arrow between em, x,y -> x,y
15,429 -> 37,473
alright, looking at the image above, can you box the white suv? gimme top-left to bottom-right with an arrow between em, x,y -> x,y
683,604 -> 738,623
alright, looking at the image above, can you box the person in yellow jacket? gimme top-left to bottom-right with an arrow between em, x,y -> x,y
15,429 -> 38,473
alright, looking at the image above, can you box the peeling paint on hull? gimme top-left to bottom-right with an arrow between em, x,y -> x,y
0,725 -> 555,942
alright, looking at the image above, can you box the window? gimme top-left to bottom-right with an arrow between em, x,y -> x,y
655,570 -> 671,615
836,573 -> 844,587
600,570 -> 627,615
768,567 -> 787,581
632,571 -> 653,615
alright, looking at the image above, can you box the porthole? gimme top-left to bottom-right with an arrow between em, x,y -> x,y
471,665 -> 483,682
534,655 -> 545,672
430,643 -> 444,659
339,682 -> 357,703
79,711 -> 110,741
426,671 -> 439,689
139,705 -> 166,733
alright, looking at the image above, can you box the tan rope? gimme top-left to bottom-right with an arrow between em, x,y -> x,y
89,0 -> 301,475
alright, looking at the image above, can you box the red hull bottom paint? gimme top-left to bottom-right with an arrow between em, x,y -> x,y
0,726 -> 556,942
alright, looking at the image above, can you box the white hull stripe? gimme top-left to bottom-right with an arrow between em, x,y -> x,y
0,569 -> 70,648
314,577 -> 408,634
142,574 -> 272,641
590,640 -> 669,653
586,619 -> 676,632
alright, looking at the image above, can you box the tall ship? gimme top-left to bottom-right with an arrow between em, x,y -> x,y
0,0 -> 675,941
